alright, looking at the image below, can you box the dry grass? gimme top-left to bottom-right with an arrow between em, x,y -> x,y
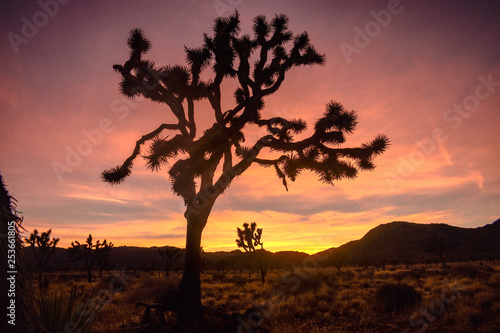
36,262 -> 500,332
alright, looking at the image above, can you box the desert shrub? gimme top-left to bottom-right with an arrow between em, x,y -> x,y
391,270 -> 408,282
274,271 -> 325,295
211,271 -> 226,282
468,311 -> 485,327
336,270 -> 355,282
375,283 -> 422,313
391,267 -> 426,282
227,273 -> 251,287
487,272 -> 500,289
409,267 -> 426,279
296,274 -> 325,294
122,274 -> 178,304
358,269 -> 375,280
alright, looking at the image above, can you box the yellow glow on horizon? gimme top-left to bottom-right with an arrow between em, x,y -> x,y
22,206 -> 458,255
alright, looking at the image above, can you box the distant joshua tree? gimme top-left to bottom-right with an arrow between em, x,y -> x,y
200,246 -> 207,273
102,12 -> 389,321
330,253 -> 346,272
97,242 -> 115,275
1,171 -> 43,332
68,234 -> 114,282
25,229 -> 59,283
159,246 -> 182,276
236,222 -> 267,283
426,236 -> 447,269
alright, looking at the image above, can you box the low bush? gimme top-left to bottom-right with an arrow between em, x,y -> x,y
375,282 -> 422,313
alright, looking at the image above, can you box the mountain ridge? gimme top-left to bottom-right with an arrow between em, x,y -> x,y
316,219 -> 500,266
24,219 -> 500,271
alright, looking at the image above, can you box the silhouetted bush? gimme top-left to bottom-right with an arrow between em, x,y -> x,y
375,283 -> 422,313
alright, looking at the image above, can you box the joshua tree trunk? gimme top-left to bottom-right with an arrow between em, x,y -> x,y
177,207 -> 210,324
439,255 -> 446,269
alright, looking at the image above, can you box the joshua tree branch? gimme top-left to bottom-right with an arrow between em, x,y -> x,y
101,123 -> 183,184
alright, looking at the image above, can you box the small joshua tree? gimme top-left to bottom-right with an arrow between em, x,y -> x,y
25,229 -> 59,283
97,243 -> 114,275
330,253 -> 345,272
159,246 -> 182,276
68,234 -> 114,282
200,247 -> 207,273
236,222 -> 267,283
426,236 -> 447,269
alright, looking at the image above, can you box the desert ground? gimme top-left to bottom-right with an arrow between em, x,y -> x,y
34,261 -> 500,332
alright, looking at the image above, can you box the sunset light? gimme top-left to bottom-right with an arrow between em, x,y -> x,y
1,1 -> 499,254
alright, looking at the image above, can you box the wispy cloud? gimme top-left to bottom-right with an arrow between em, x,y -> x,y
2,0 -> 499,254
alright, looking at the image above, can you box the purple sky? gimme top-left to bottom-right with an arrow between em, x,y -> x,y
1,0 -> 499,253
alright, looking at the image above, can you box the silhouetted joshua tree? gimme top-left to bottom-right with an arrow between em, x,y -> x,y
236,222 -> 267,283
97,242 -> 115,275
25,229 -> 59,284
159,246 -> 182,276
200,246 -> 207,273
102,12 -> 389,322
1,171 -> 43,332
426,236 -> 447,269
68,234 -> 113,282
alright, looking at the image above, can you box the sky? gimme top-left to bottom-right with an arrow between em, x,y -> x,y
1,0 -> 499,254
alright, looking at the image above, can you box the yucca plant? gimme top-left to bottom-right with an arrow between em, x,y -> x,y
1,171 -> 43,331
39,286 -> 105,333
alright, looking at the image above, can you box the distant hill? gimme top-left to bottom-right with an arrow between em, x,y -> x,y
24,219 -> 499,272
23,245 -> 309,272
316,219 -> 500,267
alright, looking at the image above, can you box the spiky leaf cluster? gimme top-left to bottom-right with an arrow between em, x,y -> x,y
68,234 -> 113,268
159,246 -> 182,275
102,12 -> 389,209
236,222 -> 263,253
25,229 -> 59,273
